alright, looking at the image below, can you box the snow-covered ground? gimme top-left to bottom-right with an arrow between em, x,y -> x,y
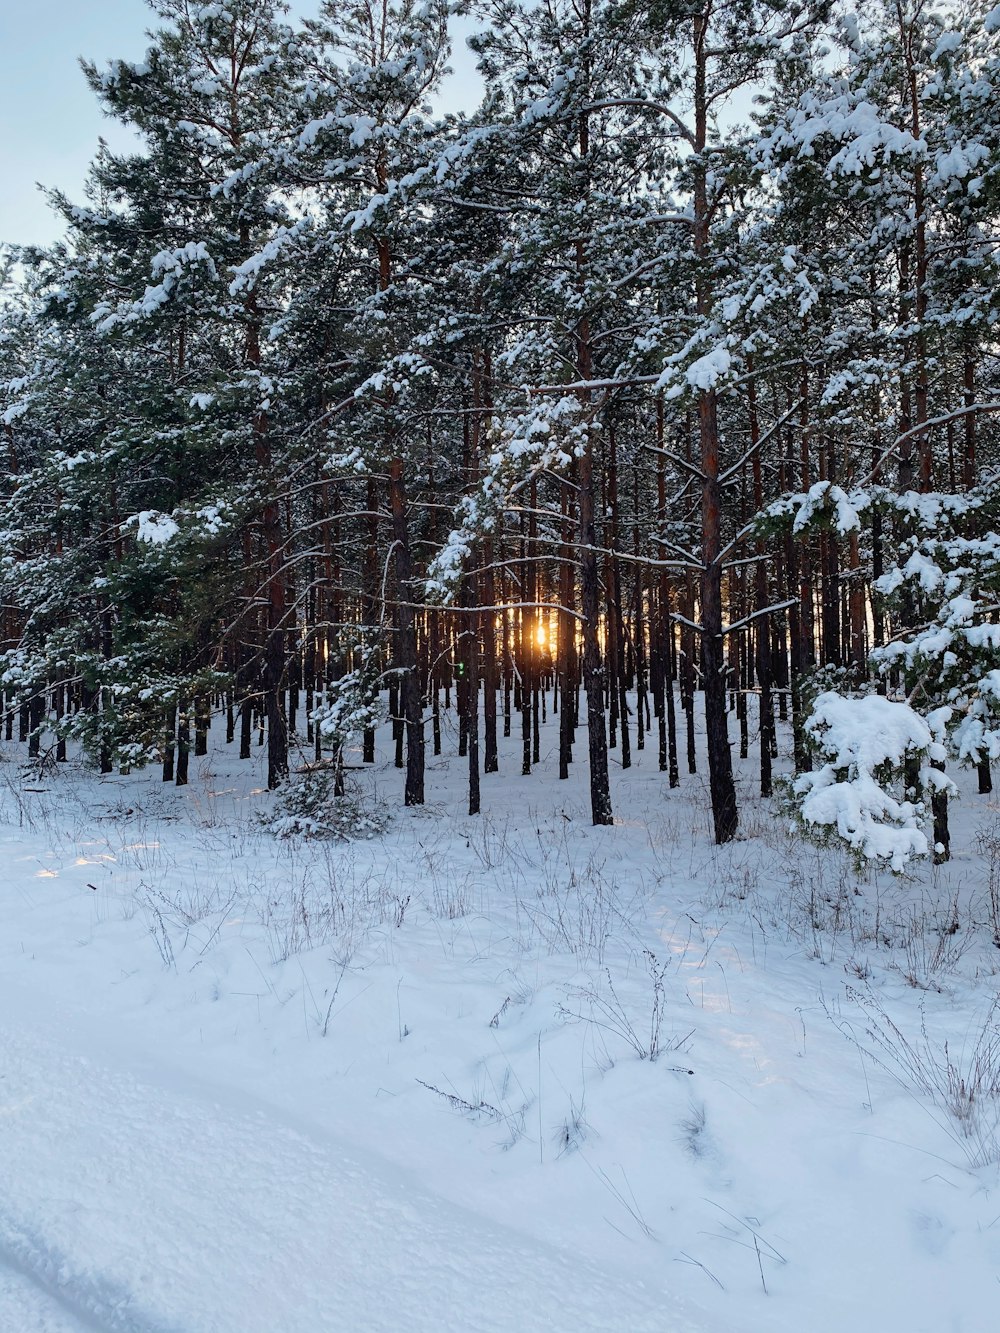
2,702 -> 999,1332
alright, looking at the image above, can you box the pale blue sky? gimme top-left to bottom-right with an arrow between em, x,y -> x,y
1,1 -> 150,246
0,1 -> 482,249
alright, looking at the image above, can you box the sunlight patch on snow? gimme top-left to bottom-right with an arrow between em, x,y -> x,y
716,1028 -> 780,1082
655,922 -> 739,1012
688,985 -> 731,1015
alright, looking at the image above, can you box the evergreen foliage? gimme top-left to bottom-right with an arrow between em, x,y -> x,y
1,0 -> 998,852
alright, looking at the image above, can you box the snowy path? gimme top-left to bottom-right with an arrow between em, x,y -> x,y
0,1014 -> 697,1333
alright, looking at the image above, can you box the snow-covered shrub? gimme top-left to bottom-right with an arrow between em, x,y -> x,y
310,667 -> 384,750
793,691 -> 954,872
260,641 -> 388,842
263,767 -> 390,841
306,641 -> 384,771
761,475 -> 1000,788
873,523 -> 1000,773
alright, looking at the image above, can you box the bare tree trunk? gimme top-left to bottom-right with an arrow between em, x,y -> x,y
698,387 -> 738,843
559,481 -> 576,781
691,12 -> 737,841
175,699 -> 190,787
932,758 -> 950,864
467,600 -> 481,817
162,707 -> 175,782
579,444 -> 613,825
963,348 -> 977,491
389,457 -> 424,806
243,233 -> 288,790
748,373 -> 773,797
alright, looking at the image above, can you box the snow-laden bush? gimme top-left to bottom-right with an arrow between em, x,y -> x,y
760,475 -> 1000,788
265,641 -> 388,840
793,691 -> 954,872
263,767 -> 391,841
309,643 -> 385,751
873,528 -> 1000,772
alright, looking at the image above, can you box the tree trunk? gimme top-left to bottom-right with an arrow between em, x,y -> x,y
389,457 -> 424,806
578,446 -> 613,826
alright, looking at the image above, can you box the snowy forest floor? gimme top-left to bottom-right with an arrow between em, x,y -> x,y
2,701 -> 1000,1332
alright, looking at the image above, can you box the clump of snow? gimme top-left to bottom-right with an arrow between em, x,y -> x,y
762,88 -> 926,176
129,511 -> 180,545
791,481 -> 862,535
931,30 -> 963,62
684,347 -> 732,392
